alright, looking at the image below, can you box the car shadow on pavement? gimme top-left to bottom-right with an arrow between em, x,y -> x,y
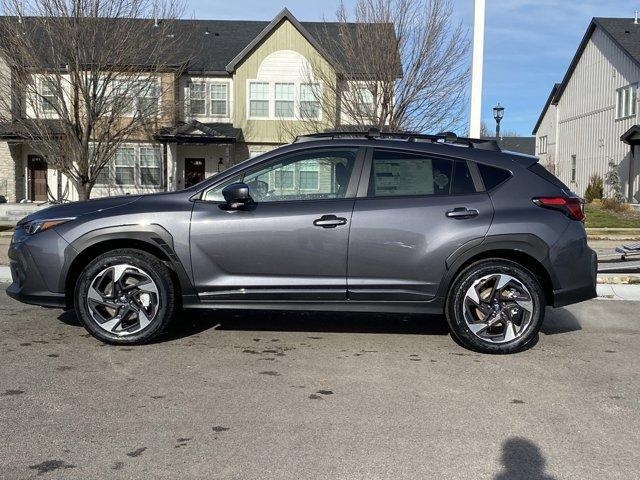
56,309 -> 451,343
162,309 -> 452,342
540,307 -> 582,335
494,437 -> 558,480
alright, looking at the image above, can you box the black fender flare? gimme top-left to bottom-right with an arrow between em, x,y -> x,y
60,223 -> 196,299
436,233 -> 559,300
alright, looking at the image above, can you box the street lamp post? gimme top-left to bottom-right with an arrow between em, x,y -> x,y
493,103 -> 504,139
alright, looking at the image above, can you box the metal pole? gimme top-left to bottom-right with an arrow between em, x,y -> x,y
469,0 -> 485,138
495,121 -> 500,140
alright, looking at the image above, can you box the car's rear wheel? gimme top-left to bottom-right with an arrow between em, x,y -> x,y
74,249 -> 176,344
446,259 -> 545,354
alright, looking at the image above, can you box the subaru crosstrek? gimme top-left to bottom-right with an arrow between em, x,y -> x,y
6,130 -> 598,353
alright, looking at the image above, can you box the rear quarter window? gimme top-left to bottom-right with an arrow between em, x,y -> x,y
528,163 -> 570,191
477,164 -> 512,190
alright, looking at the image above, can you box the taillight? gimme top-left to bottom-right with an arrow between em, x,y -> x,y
532,196 -> 585,221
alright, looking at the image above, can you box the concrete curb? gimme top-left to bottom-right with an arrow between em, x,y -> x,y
0,266 -> 10,283
1,265 -> 639,301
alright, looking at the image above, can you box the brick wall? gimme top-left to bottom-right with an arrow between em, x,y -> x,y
0,141 -> 22,203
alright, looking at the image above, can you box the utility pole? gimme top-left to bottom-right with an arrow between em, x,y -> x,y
469,0 -> 485,138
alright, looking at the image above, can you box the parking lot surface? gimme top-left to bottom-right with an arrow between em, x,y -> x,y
0,288 -> 638,479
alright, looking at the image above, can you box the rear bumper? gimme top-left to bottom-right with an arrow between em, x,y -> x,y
551,248 -> 598,307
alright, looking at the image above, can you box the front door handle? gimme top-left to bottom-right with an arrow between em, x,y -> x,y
314,215 -> 348,228
446,207 -> 479,219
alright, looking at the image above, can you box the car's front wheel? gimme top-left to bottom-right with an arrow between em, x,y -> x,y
74,249 -> 176,344
446,259 -> 545,354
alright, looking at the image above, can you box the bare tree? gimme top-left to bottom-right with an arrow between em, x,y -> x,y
0,0 -> 189,200
282,0 -> 469,139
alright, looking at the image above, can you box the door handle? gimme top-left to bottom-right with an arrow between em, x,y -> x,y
314,215 -> 348,228
446,207 -> 479,219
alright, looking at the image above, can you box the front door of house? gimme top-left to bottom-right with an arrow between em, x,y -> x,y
28,156 -> 48,202
185,158 -> 205,188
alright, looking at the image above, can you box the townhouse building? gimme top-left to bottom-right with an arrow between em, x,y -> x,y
0,9 -> 393,202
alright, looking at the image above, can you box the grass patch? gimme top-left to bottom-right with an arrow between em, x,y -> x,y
585,204 -> 640,228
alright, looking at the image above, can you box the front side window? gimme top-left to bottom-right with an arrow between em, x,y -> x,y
210,83 -> 228,116
368,150 -> 459,197
139,146 -> 161,186
114,147 -> 136,185
189,83 -> 206,116
616,84 -> 637,119
274,83 -> 294,118
249,82 -> 269,118
242,149 -> 358,202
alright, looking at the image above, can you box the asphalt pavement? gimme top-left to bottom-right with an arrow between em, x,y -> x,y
0,288 -> 639,479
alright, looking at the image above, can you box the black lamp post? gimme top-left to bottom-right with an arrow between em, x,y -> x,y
493,103 -> 504,139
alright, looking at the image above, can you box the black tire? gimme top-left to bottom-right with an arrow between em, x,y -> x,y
74,249 -> 176,345
445,259 -> 545,354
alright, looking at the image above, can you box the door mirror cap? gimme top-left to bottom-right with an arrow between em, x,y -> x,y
222,182 -> 253,209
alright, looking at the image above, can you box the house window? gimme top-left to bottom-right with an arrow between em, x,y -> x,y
355,87 -> 375,117
616,84 -> 637,119
111,80 -> 135,116
274,83 -> 295,118
274,168 -> 294,189
300,83 -> 321,119
249,82 -> 269,118
40,81 -> 57,113
115,147 -> 136,185
139,147 -> 161,186
571,155 -> 577,183
539,136 -> 548,154
299,170 -> 319,190
210,83 -> 228,116
189,83 -> 207,116
137,79 -> 160,116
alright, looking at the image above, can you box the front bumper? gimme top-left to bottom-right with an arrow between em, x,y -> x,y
551,248 -> 598,308
5,231 -> 67,308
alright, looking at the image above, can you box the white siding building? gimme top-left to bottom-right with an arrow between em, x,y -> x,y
533,17 -> 640,202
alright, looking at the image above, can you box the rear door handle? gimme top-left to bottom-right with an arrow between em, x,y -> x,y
314,215 -> 348,228
446,207 -> 479,219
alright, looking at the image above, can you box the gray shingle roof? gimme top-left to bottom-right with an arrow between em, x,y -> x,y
0,10 -> 396,75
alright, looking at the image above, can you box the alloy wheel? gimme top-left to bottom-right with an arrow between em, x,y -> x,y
86,263 -> 160,336
462,273 -> 534,344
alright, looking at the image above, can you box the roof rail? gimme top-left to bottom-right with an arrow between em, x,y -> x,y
293,127 -> 501,151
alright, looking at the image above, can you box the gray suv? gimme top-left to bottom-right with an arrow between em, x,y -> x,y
6,130 -> 597,353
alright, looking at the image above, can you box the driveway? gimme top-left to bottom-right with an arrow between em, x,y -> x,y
0,289 -> 638,479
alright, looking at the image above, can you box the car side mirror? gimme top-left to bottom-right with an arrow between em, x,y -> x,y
222,182 -> 253,209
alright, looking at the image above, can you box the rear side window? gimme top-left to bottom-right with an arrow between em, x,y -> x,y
477,164 -> 511,190
368,150 -> 476,197
528,163 -> 570,191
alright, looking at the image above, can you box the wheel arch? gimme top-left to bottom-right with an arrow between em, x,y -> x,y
62,225 -> 196,308
439,235 -> 557,306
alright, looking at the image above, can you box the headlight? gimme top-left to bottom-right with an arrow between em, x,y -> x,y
23,218 -> 75,235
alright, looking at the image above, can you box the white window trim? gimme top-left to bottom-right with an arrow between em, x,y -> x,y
538,136 -> 548,155
188,81 -> 208,117
95,143 -> 163,188
616,83 -> 637,120
209,82 -> 229,117
246,79 -> 323,121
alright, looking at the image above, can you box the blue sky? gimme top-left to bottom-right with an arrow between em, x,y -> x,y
184,0 -> 636,136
